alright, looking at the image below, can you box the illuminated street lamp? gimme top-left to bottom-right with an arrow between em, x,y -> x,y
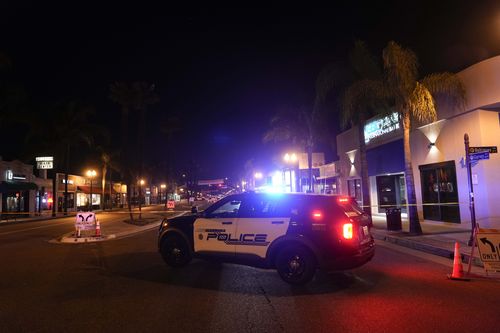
138,179 -> 145,219
86,169 -> 97,211
160,184 -> 166,204
283,153 -> 298,192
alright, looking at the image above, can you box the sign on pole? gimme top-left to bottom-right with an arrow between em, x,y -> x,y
469,151 -> 490,162
36,156 -> 54,169
476,228 -> 500,272
75,212 -> 96,231
167,200 -> 175,209
469,146 -> 497,154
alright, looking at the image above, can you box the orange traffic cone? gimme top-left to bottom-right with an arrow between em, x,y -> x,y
447,242 -> 470,281
95,220 -> 101,237
76,227 -> 81,238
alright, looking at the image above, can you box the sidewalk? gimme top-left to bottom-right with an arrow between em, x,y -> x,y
371,215 -> 486,268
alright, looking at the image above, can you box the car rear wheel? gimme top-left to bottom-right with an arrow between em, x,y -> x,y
160,234 -> 192,267
275,245 -> 317,285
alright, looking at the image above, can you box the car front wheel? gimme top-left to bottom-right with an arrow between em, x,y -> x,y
275,244 -> 317,285
160,233 -> 192,267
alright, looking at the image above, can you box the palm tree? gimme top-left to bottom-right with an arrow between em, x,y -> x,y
27,100 -> 97,215
342,40 -> 387,215
96,147 -> 121,210
263,105 -> 317,192
381,41 -> 466,234
109,81 -> 159,221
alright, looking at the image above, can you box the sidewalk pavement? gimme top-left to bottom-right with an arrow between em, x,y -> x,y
371,215 -> 485,268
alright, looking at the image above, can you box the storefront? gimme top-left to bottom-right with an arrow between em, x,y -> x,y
336,56 -> 500,228
56,173 -> 102,212
0,159 -> 39,218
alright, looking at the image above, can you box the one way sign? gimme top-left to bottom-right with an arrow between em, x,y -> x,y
476,228 -> 500,272
75,212 -> 96,230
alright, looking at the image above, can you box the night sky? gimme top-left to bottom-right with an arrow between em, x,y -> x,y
2,1 -> 500,180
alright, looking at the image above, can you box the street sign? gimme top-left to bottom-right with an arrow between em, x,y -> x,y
36,156 -> 54,169
167,200 -> 175,209
469,151 -> 490,161
476,228 -> 500,272
469,146 -> 497,154
75,212 -> 96,231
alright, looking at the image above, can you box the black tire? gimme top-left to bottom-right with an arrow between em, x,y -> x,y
160,233 -> 192,267
275,244 -> 317,285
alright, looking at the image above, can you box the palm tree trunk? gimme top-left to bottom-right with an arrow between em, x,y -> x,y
127,181 -> 134,221
403,111 -> 422,235
358,123 -> 371,216
64,143 -> 69,215
307,145 -> 313,193
101,164 -> 107,211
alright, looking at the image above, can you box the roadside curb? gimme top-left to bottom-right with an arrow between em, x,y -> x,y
51,211 -> 189,244
372,230 -> 484,268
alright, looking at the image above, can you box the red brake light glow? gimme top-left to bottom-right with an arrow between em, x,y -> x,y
338,197 -> 349,203
343,223 -> 353,239
312,211 -> 322,220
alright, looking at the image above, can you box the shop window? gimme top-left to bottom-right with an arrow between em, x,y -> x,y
376,175 -> 407,213
347,179 -> 362,206
419,161 -> 460,223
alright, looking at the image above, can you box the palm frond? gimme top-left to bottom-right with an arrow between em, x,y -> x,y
408,82 -> 436,123
421,72 -> 466,111
383,41 -> 418,99
342,79 -> 386,128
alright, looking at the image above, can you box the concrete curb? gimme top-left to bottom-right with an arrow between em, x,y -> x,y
51,211 -> 189,244
372,230 -> 484,268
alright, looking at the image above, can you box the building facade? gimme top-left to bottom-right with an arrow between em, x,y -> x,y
337,56 -> 500,228
0,158 -> 53,218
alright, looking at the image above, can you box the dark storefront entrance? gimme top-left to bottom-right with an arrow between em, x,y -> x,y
376,174 -> 407,214
419,161 -> 460,223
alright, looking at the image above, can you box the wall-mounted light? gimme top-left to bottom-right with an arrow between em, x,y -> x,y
418,119 -> 446,149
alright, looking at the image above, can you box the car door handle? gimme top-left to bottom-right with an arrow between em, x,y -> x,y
271,221 -> 284,224
221,221 -> 232,225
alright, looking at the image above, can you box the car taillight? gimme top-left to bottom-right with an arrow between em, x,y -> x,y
343,223 -> 353,239
338,197 -> 349,203
312,211 -> 322,220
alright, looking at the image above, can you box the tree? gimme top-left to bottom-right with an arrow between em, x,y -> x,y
27,100 -> 97,214
381,41 -> 465,234
342,40 -> 386,215
96,147 -> 120,210
109,81 -> 159,221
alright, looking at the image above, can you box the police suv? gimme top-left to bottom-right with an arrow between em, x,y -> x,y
158,192 -> 375,284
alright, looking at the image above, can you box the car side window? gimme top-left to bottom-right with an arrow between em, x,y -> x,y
208,200 -> 241,218
239,196 -> 286,218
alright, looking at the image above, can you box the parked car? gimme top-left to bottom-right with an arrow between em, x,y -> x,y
158,192 -> 374,284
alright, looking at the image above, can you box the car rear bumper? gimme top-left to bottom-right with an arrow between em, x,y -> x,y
319,240 -> 375,270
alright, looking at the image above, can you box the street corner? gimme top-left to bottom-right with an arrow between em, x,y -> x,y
51,232 -> 116,244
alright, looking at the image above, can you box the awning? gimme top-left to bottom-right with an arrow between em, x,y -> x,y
0,181 -> 38,193
77,185 -> 103,194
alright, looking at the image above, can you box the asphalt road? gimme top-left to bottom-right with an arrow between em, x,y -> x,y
1,209 -> 499,333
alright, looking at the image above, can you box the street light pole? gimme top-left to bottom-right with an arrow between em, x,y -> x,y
86,169 -> 96,211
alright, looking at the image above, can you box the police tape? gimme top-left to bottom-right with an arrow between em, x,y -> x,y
0,202 -> 466,217
359,202 -> 462,209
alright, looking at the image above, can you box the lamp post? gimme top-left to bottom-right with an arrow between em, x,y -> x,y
139,179 -> 145,219
253,172 -> 263,190
283,153 -> 298,192
86,169 -> 96,211
160,184 -> 166,205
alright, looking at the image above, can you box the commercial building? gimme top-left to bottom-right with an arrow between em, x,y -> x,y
0,158 -> 52,218
337,56 -> 500,228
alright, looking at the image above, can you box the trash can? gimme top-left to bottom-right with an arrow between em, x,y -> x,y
386,207 -> 402,231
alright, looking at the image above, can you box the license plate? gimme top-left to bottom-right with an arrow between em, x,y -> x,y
362,226 -> 369,236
